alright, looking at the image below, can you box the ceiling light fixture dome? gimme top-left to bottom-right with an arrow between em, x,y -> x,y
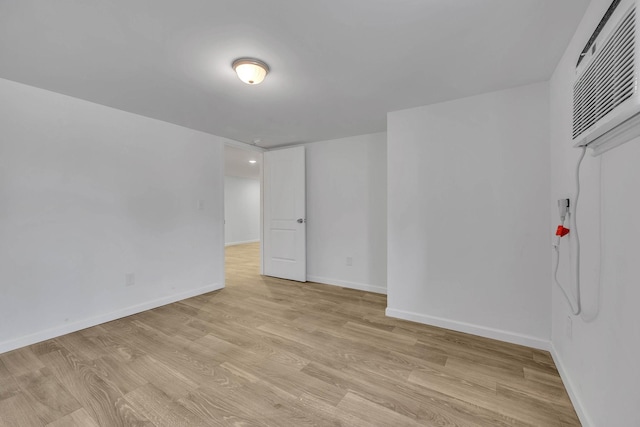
232,58 -> 269,85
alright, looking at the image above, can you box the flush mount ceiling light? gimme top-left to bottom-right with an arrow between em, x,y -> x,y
249,160 -> 257,164
232,58 -> 270,85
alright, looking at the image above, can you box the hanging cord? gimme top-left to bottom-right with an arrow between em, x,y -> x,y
553,146 -> 587,315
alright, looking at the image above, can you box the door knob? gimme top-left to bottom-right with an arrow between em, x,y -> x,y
297,218 -> 306,223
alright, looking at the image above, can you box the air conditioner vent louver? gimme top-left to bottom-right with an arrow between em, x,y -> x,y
573,7 -> 637,139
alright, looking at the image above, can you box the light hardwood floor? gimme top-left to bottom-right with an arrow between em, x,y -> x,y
0,243 -> 580,426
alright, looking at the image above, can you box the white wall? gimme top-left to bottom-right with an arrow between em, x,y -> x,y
305,133 -> 387,294
224,176 -> 260,246
0,78 -> 225,353
387,82 -> 551,348
549,1 -> 640,425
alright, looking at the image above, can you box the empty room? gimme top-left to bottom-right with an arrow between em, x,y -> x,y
0,1 -> 638,426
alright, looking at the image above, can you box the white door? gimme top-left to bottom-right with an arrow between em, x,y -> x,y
263,146 -> 306,282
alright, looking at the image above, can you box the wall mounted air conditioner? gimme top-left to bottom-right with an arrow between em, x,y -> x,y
573,0 -> 640,155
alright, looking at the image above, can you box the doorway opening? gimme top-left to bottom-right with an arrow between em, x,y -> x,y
223,144 -> 263,284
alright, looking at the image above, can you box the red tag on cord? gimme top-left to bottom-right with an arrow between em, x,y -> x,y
556,225 -> 570,237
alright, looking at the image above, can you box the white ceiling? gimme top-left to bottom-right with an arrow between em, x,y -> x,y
224,145 -> 262,180
0,0 -> 590,148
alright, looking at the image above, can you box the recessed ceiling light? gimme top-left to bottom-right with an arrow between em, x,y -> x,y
232,58 -> 269,85
249,160 -> 257,164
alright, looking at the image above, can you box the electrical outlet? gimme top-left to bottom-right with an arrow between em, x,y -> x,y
566,316 -> 572,339
125,273 -> 135,287
346,257 -> 353,266
557,198 -> 570,220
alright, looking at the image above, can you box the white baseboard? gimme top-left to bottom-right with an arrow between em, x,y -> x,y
385,307 -> 550,350
225,239 -> 260,247
307,275 -> 387,295
0,282 -> 224,355
549,343 -> 592,427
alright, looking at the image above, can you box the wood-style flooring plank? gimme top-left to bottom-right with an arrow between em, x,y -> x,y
0,394 -> 45,427
0,347 -> 45,377
0,374 -> 20,401
37,348 -> 152,427
336,391 -> 424,426
127,354 -> 200,401
45,408 -> 100,427
14,367 -> 82,424
177,385 -> 259,426
124,383 -> 208,427
0,358 -> 11,380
